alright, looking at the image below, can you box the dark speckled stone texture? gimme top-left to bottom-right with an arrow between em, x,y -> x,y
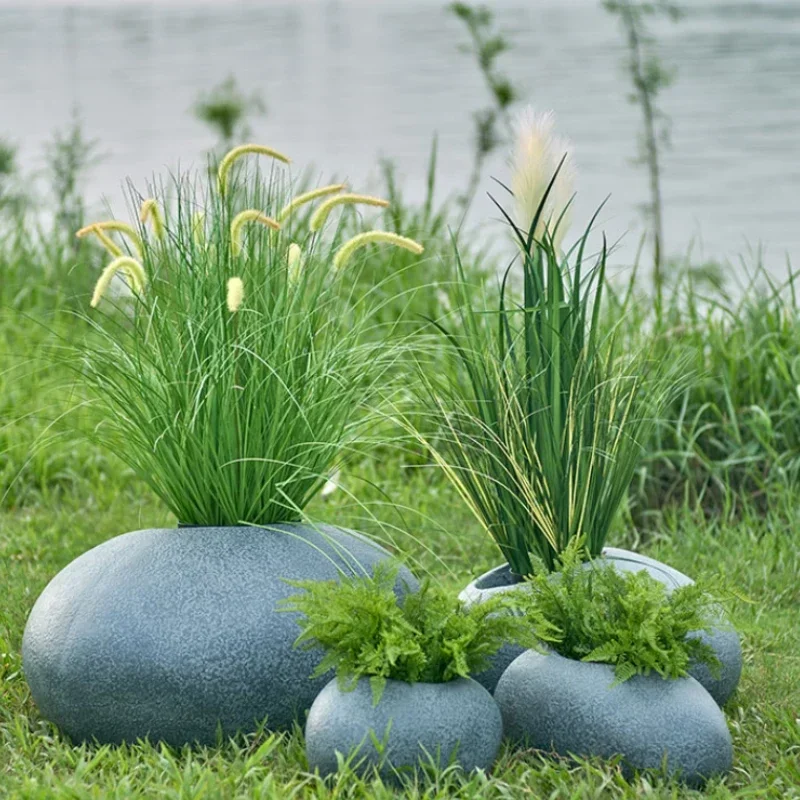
305,678 -> 502,778
460,548 -> 742,704
495,650 -> 733,787
22,524 -> 417,746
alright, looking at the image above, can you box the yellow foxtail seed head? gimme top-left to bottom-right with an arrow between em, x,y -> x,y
217,143 -> 291,194
90,257 -> 147,308
79,225 -> 123,258
287,243 -> 303,284
333,231 -> 424,272
309,194 -> 390,232
139,198 -> 165,240
76,220 -> 144,257
277,184 -> 348,223
192,211 -> 206,247
511,107 -> 575,251
230,209 -> 281,256
226,277 -> 244,313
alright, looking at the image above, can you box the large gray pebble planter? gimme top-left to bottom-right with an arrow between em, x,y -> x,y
460,547 -> 742,704
495,649 -> 733,787
305,677 -> 502,779
22,524 -> 416,746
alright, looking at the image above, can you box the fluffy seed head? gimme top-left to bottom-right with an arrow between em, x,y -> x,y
76,220 -> 144,257
309,194 -> 390,232
90,256 -> 147,308
79,225 -> 123,258
218,143 -> 291,194
277,184 -> 348,222
139,198 -> 166,240
511,107 -> 576,251
230,210 -> 281,256
287,243 -> 304,284
333,231 -> 424,272
226,277 -> 244,313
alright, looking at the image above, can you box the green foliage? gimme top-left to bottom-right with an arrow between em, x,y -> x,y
0,219 -> 99,312
603,0 -> 682,300
193,76 -> 266,150
619,263 -> 800,521
284,563 -> 546,704
0,138 -> 23,214
412,187 -> 680,576
67,161 -> 410,527
518,543 -> 720,683
447,3 -> 521,213
0,139 -> 14,177
347,140 -> 493,337
44,113 -> 103,241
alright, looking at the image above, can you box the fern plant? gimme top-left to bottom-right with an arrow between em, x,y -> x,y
517,544 -> 721,684
283,563 -> 552,704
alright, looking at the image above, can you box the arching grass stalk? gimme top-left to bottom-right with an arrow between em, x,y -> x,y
71,149 -> 423,527
409,164 -> 681,576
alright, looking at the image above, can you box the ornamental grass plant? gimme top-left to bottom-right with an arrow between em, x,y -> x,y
65,144 -> 424,527
412,110 -> 681,576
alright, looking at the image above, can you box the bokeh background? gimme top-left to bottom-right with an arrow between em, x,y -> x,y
2,0 -> 799,273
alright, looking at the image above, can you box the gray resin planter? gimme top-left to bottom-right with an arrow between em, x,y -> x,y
305,677 -> 502,778
460,547 -> 742,705
22,524 -> 416,746
495,649 -> 733,787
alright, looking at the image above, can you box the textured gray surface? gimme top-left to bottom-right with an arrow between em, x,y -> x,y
460,548 -> 742,704
495,650 -> 733,788
22,524 -> 416,746
305,678 -> 503,778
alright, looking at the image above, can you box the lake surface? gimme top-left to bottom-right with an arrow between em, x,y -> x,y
1,0 -> 799,274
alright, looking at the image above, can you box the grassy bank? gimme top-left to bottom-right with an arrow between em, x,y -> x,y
1,171 -> 799,797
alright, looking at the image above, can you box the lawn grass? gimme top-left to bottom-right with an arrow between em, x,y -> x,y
1,453 -> 798,798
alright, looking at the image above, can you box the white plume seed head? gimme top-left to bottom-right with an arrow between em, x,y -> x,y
511,107 -> 576,251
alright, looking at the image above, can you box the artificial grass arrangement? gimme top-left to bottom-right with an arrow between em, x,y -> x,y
287,544 -> 732,782
21,143 -> 426,748
72,144 -> 424,526
414,110 -> 679,576
15,116 -> 742,787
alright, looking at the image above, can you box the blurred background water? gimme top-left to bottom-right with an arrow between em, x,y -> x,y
1,0 -> 799,271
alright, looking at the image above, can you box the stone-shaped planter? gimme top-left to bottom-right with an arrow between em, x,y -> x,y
22,524 -> 416,746
460,547 -> 742,705
305,677 -> 502,779
495,649 -> 733,787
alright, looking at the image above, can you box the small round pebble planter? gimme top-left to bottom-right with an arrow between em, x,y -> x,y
22,524 -> 416,746
495,649 -> 733,787
460,547 -> 742,704
305,677 -> 502,779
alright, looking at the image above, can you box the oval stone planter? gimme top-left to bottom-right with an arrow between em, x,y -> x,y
495,649 -> 733,787
22,524 -> 417,746
305,677 -> 502,779
460,547 -> 742,705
